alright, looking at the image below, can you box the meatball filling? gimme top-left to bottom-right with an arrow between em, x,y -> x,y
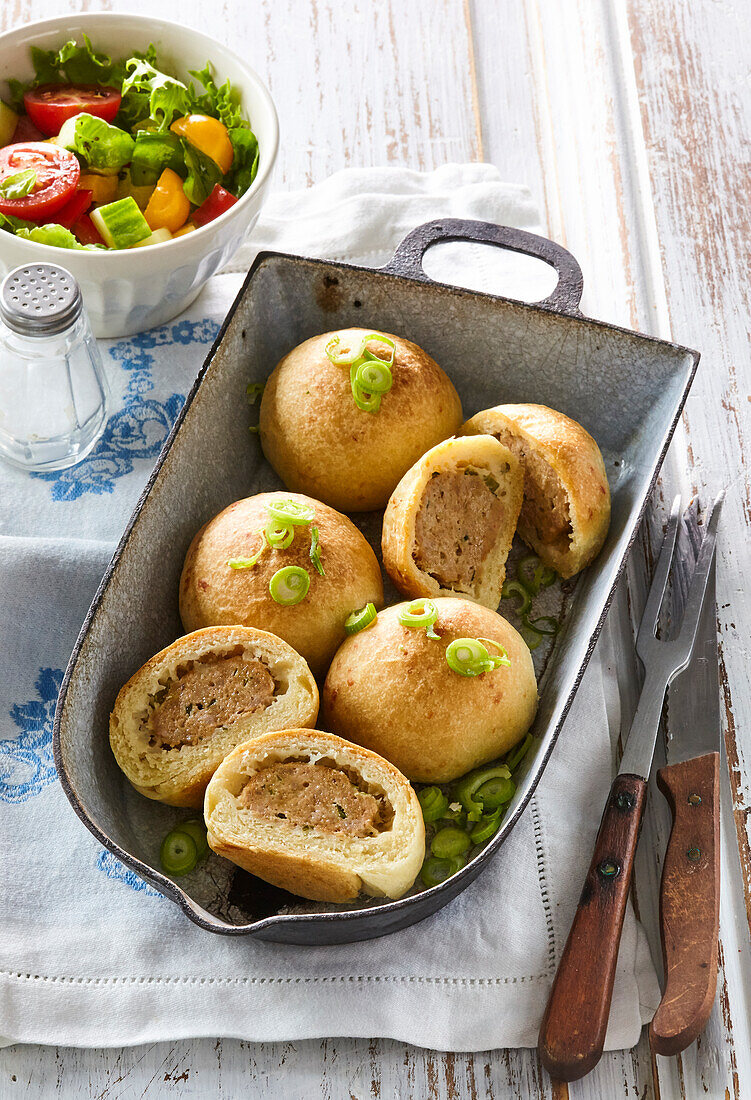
149,654 -> 276,749
495,429 -> 572,546
413,466 -> 506,590
238,761 -> 391,837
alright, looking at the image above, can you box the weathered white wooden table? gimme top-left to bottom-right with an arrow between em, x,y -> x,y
2,0 -> 749,1096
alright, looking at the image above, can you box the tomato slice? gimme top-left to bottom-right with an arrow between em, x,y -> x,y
0,143 -> 80,221
11,115 -> 45,144
72,213 -> 104,246
45,189 -> 92,229
23,84 -> 122,137
193,183 -> 238,227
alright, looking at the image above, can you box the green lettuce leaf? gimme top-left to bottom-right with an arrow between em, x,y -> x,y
121,58 -> 189,132
129,130 -> 185,186
0,211 -> 35,233
225,127 -> 259,197
180,137 -> 222,205
7,35 -> 128,110
15,223 -> 104,250
187,64 -> 243,129
58,113 -> 135,173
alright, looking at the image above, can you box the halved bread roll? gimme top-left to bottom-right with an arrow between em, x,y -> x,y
461,404 -> 611,578
110,627 -> 319,808
381,435 -> 523,609
204,729 -> 425,903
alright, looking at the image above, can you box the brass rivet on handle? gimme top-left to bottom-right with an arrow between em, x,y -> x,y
687,846 -> 702,861
598,859 -> 620,879
687,792 -> 702,805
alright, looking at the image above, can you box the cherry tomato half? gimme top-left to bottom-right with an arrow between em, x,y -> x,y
0,143 -> 80,221
193,183 -> 238,227
23,84 -> 122,137
46,189 -> 92,229
11,115 -> 45,144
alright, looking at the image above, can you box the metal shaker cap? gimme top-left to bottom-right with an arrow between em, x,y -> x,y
0,264 -> 83,336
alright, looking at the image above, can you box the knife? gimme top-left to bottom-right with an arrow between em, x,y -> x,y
538,493 -> 722,1081
649,505 -> 721,1055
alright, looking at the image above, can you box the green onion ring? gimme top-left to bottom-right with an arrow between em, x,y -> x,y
476,637 -> 512,669
246,382 -> 264,405
354,358 -> 393,394
474,775 -> 515,809
160,829 -> 198,876
534,562 -> 557,589
420,854 -> 465,888
325,334 -> 364,366
398,598 -> 440,639
445,637 -> 494,677
269,565 -> 310,606
345,602 -> 378,635
267,499 -> 315,526
524,614 -> 560,637
431,826 -> 471,860
349,368 -> 382,413
518,554 -> 543,594
265,520 -> 295,549
309,525 -> 325,576
227,537 -> 266,570
360,332 -> 396,365
519,622 -> 543,651
506,732 -> 534,773
417,785 -> 449,823
470,807 -> 504,845
177,819 -> 210,861
501,577 -> 532,614
455,764 -> 512,816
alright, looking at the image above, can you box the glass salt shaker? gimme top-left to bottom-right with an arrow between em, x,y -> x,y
0,263 -> 109,471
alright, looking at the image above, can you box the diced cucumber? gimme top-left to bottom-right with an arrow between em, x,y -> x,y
131,227 -> 172,248
0,101 -> 18,146
90,198 -> 151,249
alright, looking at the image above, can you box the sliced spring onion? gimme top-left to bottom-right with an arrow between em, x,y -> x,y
398,598 -> 440,639
349,365 -> 382,413
506,732 -> 534,773
267,499 -> 315,526
519,622 -> 543,651
227,538 -> 266,570
345,602 -> 377,635
524,614 -> 560,637
325,334 -> 364,367
265,520 -> 295,549
534,562 -> 557,590
309,525 -> 325,576
476,637 -> 512,669
354,358 -> 393,395
160,829 -> 198,876
455,764 -> 512,817
445,638 -> 495,677
420,854 -> 465,887
470,807 -> 504,845
417,785 -> 448,823
474,775 -> 515,809
249,425 -> 260,434
431,826 -> 471,860
501,578 -> 532,615
269,565 -> 310,605
177,818 -> 210,861
360,332 -> 396,365
246,382 -> 265,405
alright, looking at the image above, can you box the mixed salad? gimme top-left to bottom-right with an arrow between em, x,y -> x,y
0,37 -> 259,251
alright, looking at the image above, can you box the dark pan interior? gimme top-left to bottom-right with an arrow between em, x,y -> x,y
55,250 -> 698,942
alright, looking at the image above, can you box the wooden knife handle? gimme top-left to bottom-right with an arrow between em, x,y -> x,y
538,773 -> 648,1082
649,751 -> 720,1055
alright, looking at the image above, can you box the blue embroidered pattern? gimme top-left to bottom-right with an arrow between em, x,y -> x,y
1,668 -> 62,803
97,849 -> 162,898
32,318 -> 220,502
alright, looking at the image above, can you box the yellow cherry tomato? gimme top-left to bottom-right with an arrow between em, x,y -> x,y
170,114 -> 234,174
79,174 -> 118,205
144,168 -> 191,233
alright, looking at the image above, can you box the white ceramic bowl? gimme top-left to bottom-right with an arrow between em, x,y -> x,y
0,13 -> 279,337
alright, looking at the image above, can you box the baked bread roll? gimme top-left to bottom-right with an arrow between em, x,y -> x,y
110,627 -> 319,808
462,404 -> 610,578
259,328 -> 462,511
323,598 -> 537,784
381,435 -> 523,609
204,729 -> 425,903
179,492 -> 384,678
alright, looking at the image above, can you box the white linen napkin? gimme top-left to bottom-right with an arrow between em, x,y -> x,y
0,164 -> 660,1050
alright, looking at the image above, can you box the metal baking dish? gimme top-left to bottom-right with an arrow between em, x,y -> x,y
53,219 -> 699,944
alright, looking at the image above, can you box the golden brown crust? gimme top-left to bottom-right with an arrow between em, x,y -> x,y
461,404 -> 611,578
204,729 -> 425,903
381,435 -> 523,609
179,492 -> 384,678
323,598 -> 537,784
259,329 -> 463,511
109,626 -> 319,808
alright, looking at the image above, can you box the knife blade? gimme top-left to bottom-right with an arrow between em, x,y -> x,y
649,504 -> 721,1056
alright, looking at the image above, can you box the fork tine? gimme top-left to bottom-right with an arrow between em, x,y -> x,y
636,495 -> 682,654
674,492 -> 724,654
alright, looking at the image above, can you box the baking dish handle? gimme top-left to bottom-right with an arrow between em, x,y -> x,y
380,218 -> 584,315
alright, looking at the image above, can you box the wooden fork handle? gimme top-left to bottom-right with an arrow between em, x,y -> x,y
538,773 -> 648,1081
649,752 -> 720,1055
